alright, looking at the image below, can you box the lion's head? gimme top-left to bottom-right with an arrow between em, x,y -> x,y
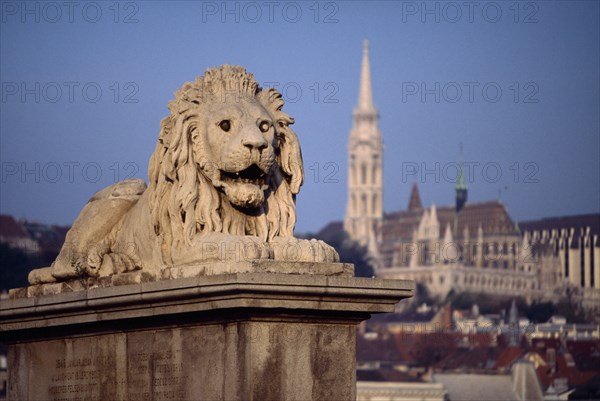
147,65 -> 304,264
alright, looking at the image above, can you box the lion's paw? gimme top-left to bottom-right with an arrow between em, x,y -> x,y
270,237 -> 340,263
86,252 -> 141,278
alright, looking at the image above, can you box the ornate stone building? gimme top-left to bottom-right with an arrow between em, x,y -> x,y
344,40 -> 383,260
519,215 -> 600,310
376,184 -> 539,300
367,184 -> 599,308
334,41 -> 600,312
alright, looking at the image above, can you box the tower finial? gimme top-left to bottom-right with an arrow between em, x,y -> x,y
455,142 -> 468,214
456,142 -> 467,191
357,38 -> 375,112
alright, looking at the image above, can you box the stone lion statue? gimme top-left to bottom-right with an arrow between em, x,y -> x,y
30,65 -> 339,284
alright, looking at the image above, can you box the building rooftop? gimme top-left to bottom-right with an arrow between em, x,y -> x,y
519,214 -> 600,236
433,373 -> 520,401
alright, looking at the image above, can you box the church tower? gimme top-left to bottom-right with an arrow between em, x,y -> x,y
344,40 -> 383,259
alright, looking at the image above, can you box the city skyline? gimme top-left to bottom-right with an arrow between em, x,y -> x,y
1,1 -> 598,233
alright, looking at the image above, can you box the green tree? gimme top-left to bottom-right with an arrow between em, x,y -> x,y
524,302 -> 555,323
0,242 -> 42,291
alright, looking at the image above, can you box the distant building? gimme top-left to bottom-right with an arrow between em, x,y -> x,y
22,220 -> 69,261
0,215 -> 39,254
433,361 -> 544,401
520,214 -> 600,311
357,303 -> 600,400
344,39 -> 383,261
375,185 -> 536,300
357,381 -> 446,401
380,185 -> 521,270
332,42 -> 600,312
373,189 -> 599,310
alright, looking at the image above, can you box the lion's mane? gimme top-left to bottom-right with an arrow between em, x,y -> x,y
147,66 -> 304,265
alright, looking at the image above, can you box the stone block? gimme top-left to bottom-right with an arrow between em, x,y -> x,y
1,264 -> 413,401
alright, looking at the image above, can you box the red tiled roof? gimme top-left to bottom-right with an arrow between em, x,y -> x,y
382,200 -> 519,243
357,335 -> 406,364
566,340 -> 600,372
534,352 -> 598,389
0,214 -> 30,239
494,346 -> 525,370
434,346 -> 501,371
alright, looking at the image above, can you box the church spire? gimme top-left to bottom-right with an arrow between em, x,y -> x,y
455,143 -> 468,213
345,40 -> 383,267
351,39 -> 381,143
408,182 -> 423,212
357,39 -> 375,113
454,143 -> 468,238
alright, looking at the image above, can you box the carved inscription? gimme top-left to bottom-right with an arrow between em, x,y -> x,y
127,349 -> 188,401
47,355 -> 112,401
153,351 -> 188,401
45,344 -> 187,401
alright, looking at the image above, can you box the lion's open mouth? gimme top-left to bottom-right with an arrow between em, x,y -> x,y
220,164 -> 267,187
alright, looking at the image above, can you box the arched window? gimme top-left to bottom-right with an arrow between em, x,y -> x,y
361,163 -> 367,185
362,194 -> 367,214
372,193 -> 377,215
372,155 -> 378,184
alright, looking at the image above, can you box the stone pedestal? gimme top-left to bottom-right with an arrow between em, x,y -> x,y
0,262 -> 413,401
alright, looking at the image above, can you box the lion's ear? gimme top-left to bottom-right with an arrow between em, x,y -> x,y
277,123 -> 304,195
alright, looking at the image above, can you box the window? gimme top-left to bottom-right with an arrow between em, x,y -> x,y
361,164 -> 367,185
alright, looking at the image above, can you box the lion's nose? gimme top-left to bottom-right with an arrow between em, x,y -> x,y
241,130 -> 268,152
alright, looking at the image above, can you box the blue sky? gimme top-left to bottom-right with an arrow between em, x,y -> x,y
1,1 -> 599,233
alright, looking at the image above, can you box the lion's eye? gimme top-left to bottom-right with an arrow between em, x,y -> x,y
219,120 -> 231,132
259,120 -> 271,133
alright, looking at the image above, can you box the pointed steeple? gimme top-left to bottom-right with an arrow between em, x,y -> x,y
430,204 -> 438,225
444,223 -> 454,244
344,40 -> 383,267
443,223 -> 457,263
357,39 -> 375,113
455,143 -> 468,213
408,182 -> 423,212
509,299 -> 518,323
